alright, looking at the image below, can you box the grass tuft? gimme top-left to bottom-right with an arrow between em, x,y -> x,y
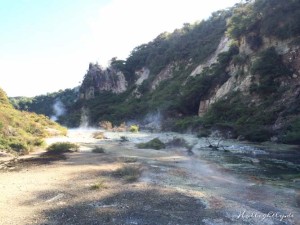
90,179 -> 107,190
46,142 -> 79,154
113,165 -> 142,182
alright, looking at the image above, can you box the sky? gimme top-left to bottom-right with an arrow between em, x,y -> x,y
0,0 -> 241,97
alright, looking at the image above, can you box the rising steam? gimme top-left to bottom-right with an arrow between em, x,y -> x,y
80,107 -> 89,128
50,99 -> 66,121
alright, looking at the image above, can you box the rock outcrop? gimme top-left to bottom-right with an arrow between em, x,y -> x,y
151,63 -> 175,90
196,34 -> 300,116
190,36 -> 231,77
80,63 -> 127,100
135,67 -> 150,86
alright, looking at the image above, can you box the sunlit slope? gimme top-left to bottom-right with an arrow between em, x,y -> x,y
0,87 -> 67,155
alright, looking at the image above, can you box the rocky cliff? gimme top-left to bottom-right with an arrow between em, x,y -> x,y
197,35 -> 300,117
16,0 -> 300,143
80,63 -> 127,100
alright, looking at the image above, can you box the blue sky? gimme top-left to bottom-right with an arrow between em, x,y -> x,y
0,0 -> 241,97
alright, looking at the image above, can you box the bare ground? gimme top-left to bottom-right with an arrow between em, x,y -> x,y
0,131 -> 299,225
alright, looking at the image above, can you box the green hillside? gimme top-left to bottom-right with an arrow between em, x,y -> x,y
0,88 -> 67,155
11,0 -> 300,144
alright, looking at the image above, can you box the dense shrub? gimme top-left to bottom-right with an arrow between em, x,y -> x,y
227,0 -> 300,40
250,47 -> 291,95
237,125 -> 272,142
129,125 -> 139,133
137,138 -> 166,150
46,142 -> 79,154
202,92 -> 277,142
172,116 -> 203,132
281,118 -> 300,144
92,147 -> 105,153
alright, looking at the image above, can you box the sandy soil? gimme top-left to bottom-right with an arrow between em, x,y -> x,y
0,130 -> 298,225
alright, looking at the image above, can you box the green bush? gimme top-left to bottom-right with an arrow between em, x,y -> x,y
137,138 -> 166,150
246,34 -> 262,50
202,92 -> 279,142
46,142 -> 79,154
129,125 -> 139,133
237,125 -> 272,142
251,47 -> 290,77
120,136 -> 129,142
250,47 -> 291,95
232,54 -> 248,65
197,129 -> 210,138
227,0 -> 300,40
92,147 -> 105,153
281,118 -> 300,144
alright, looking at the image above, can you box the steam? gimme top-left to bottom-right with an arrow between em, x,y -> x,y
50,99 -> 66,121
143,111 -> 162,130
80,107 -> 89,128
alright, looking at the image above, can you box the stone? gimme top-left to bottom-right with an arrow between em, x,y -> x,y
80,63 -> 127,100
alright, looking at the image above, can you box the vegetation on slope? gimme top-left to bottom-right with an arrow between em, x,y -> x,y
0,88 -> 67,155
62,9 -> 232,126
10,0 -> 300,144
10,88 -> 78,121
227,0 -> 300,41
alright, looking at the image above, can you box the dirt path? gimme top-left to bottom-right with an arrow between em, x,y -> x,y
0,130 -> 298,225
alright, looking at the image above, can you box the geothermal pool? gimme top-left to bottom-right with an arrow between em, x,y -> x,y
47,128 -> 300,189
46,128 -> 300,224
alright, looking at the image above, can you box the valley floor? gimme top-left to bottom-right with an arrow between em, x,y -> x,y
0,130 -> 299,225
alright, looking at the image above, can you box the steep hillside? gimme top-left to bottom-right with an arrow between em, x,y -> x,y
0,88 -> 67,155
14,0 -> 300,144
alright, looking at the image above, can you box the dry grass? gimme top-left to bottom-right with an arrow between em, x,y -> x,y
113,165 -> 142,182
92,132 -> 107,139
90,179 -> 107,190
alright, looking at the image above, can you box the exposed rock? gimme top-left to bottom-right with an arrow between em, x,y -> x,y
239,36 -> 254,55
199,99 -> 215,116
262,37 -> 293,54
151,63 -> 174,90
197,34 -> 300,117
83,87 -> 95,100
135,67 -> 150,85
80,63 -> 127,99
190,36 -> 231,77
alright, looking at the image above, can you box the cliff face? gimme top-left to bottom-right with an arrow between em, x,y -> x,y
197,35 -> 300,116
80,63 -> 127,100
32,0 -> 299,142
